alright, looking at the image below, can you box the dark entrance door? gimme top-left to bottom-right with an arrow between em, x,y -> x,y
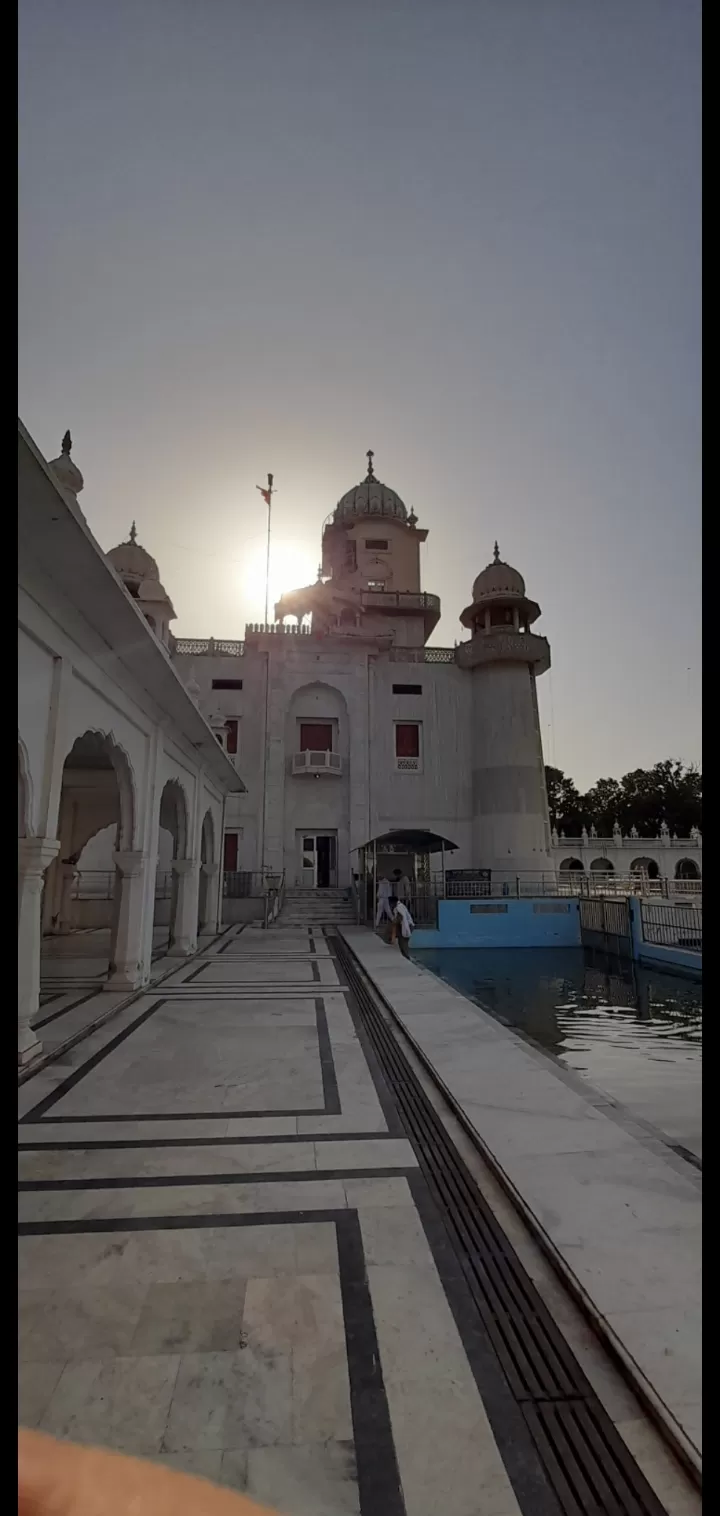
316,835 -> 336,889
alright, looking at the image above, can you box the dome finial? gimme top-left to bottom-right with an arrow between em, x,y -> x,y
129,521 -> 138,544
61,430 -> 72,456
493,540 -> 500,563
366,448 -> 375,480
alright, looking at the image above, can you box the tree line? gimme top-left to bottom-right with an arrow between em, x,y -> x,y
545,760 -> 702,839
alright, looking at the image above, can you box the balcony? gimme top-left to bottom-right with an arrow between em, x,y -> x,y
292,750 -> 343,777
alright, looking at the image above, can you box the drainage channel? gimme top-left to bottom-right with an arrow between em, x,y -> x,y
330,931 -> 672,1516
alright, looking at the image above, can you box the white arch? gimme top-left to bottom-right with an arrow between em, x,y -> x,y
559,856 -> 584,872
590,857 -> 614,872
60,729 -> 136,850
675,858 -> 701,880
158,778 -> 190,860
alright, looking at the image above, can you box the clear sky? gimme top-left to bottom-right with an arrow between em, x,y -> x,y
19,0 -> 701,791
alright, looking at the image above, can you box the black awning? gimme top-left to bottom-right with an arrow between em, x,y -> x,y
355,829 -> 458,855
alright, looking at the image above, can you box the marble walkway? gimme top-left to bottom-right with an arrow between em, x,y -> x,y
342,929 -> 702,1482
19,924 -> 700,1516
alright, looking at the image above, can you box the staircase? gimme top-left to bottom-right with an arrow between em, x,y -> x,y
277,887 -> 357,928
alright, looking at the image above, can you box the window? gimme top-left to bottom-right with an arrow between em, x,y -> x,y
365,538 -> 389,550
212,678 -> 243,690
223,832 -> 239,871
395,722 -> 421,771
299,722 -> 333,752
345,541 -> 357,570
393,683 -> 422,695
225,718 -> 239,755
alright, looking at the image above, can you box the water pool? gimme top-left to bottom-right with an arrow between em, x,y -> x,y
412,946 -> 702,1161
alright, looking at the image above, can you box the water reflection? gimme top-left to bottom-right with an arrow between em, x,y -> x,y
412,947 -> 701,1067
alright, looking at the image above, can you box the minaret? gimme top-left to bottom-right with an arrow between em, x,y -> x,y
458,545 -> 553,879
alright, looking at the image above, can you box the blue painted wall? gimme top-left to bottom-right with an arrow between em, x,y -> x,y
411,897 -> 582,950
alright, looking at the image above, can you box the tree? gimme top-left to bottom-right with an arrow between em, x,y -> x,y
548,760 -> 702,837
545,767 -> 586,834
615,761 -> 701,837
582,777 -> 623,834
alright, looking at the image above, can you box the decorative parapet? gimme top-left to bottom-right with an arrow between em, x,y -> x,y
551,830 -> 702,851
173,638 -> 245,657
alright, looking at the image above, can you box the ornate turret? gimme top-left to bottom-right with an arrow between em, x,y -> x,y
106,524 -> 176,646
460,543 -> 553,877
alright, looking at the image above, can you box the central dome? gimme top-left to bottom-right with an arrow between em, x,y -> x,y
335,453 -> 408,523
335,477 -> 408,523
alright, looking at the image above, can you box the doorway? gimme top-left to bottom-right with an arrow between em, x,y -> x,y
300,833 -> 337,888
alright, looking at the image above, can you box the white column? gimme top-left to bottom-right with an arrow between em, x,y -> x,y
106,850 -> 148,991
18,838 -> 60,1065
170,858 -> 200,955
198,863 -> 220,934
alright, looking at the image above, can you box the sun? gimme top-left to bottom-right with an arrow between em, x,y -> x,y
240,537 -> 318,622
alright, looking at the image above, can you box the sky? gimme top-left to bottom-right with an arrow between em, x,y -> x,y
18,0 -> 701,791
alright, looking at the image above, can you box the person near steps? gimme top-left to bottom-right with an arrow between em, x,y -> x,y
390,895 -> 414,958
375,873 -> 393,927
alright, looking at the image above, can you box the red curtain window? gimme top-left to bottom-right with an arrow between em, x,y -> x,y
300,723 -> 333,752
225,719 -> 239,755
223,833 -> 239,871
395,723 -> 420,758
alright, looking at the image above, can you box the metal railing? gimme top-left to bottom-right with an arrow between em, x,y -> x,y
69,870 -> 116,901
263,871 -> 286,928
223,870 -> 272,899
640,900 -> 703,952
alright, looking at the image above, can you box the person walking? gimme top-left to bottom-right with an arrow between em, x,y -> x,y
391,895 -> 415,958
375,873 -> 393,928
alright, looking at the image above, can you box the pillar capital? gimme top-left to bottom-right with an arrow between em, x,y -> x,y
172,858 -> 197,875
112,850 -> 146,877
18,837 -> 60,878
201,862 -> 220,877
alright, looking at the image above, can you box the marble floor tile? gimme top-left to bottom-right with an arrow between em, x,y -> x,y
129,1281 -> 247,1354
18,1360 -> 67,1428
162,1347 -> 292,1451
19,1283 -> 147,1363
243,1442 -> 360,1516
39,1354 -> 181,1455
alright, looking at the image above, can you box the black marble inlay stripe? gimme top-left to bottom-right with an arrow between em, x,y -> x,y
315,997 -> 341,1114
21,996 -> 342,1125
336,1209 -> 406,1516
217,924 -> 248,953
18,1131 -> 397,1151
19,1166 -> 414,1191
33,989 -> 98,1031
16,1208 -> 406,1516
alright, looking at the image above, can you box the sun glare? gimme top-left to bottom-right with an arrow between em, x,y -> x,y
240,538 -> 318,621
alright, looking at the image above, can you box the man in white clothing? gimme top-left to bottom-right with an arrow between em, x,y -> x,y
375,875 -> 393,928
390,896 -> 414,958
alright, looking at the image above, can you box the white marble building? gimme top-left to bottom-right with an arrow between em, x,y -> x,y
170,453 -> 556,889
18,422 -> 243,1064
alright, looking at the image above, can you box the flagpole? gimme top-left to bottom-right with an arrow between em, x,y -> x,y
257,473 -> 275,627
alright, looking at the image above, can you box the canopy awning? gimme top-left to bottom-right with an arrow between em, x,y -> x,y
354,829 -> 459,855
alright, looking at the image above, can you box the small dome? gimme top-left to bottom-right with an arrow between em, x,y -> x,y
472,544 -> 526,604
334,451 -> 408,523
49,430 -> 84,497
107,523 -> 160,584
